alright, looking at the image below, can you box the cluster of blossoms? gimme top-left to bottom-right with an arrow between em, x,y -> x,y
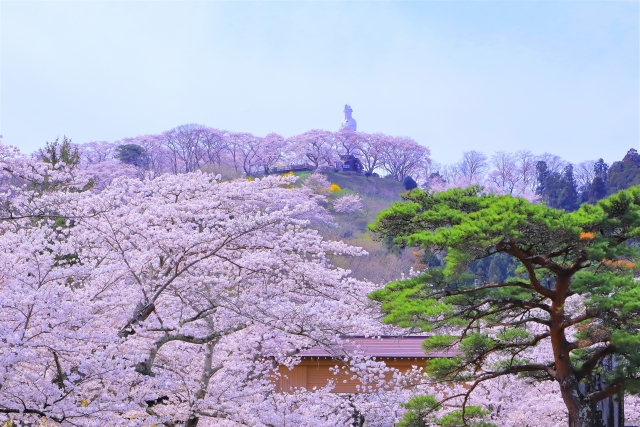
0,141 -> 638,426
332,194 -> 364,213
0,146 -> 427,426
77,125 -> 430,182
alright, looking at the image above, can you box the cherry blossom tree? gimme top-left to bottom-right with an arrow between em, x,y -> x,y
357,133 -> 390,175
4,139 -> 639,426
379,137 -> 430,181
0,219 -> 136,425
163,124 -> 210,173
78,140 -> 119,166
0,161 -> 405,426
83,159 -> 140,190
73,140 -> 143,187
333,193 -> 364,213
455,150 -> 488,186
287,130 -> 336,168
249,132 -> 289,174
302,171 -> 332,194
224,131 -> 263,175
333,129 -> 364,157
200,128 -> 228,167
488,151 -> 520,194
118,134 -> 172,177
426,150 -> 543,201
513,150 -> 538,194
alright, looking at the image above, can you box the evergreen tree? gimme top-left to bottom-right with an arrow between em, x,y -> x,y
607,149 -> 640,195
594,158 -> 609,178
588,176 -> 607,203
584,158 -> 610,204
116,144 -> 149,168
403,176 -> 418,191
535,161 -> 550,196
557,164 -> 578,211
35,136 -> 93,193
536,162 -> 578,211
369,186 -> 640,427
40,136 -> 79,168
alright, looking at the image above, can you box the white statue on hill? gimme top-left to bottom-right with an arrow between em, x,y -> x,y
340,104 -> 357,131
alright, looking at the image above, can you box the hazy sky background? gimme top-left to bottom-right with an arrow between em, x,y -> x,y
1,1 -> 638,164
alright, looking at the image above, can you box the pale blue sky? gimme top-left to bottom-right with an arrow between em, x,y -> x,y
1,1 -> 638,164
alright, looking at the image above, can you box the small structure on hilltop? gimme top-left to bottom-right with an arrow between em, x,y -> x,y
336,105 -> 364,174
340,104 -> 357,131
337,154 -> 363,174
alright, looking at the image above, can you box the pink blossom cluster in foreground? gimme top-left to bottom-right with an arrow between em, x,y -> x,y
0,142 -> 638,426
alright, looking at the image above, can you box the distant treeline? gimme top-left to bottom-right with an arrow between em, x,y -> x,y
77,124 -> 429,182
425,148 -> 640,211
10,123 -> 638,212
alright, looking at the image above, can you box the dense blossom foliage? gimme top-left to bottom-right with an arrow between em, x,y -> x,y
333,194 -> 364,213
0,146 -> 440,426
71,125 -> 430,183
0,156 -> 384,424
31,122 -> 640,212
1,140 -> 640,426
20,124 -> 640,210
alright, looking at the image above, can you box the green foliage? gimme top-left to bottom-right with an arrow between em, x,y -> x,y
369,185 -> 640,419
607,149 -> 640,195
425,356 -> 467,381
398,396 -> 496,427
369,271 -> 451,331
536,161 -> 579,211
459,333 -> 497,361
397,395 -> 440,427
116,144 -> 149,168
404,176 -> 418,191
40,135 -> 79,168
35,136 -> 94,193
434,406 -> 496,427
422,334 -> 457,353
495,328 -> 532,343
469,252 -> 518,285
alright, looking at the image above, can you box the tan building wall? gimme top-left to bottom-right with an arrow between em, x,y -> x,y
275,357 -> 427,393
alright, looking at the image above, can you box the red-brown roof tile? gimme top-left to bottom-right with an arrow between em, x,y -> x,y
299,336 -> 456,358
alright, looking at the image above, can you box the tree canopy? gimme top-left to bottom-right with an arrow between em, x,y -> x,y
115,143 -> 149,168
606,149 -> 640,196
369,186 -> 640,427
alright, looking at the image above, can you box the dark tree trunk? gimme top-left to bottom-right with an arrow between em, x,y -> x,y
184,416 -> 199,427
548,276 -> 595,427
561,376 -> 594,427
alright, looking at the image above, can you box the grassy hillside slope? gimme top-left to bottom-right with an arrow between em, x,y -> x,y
299,171 -> 417,285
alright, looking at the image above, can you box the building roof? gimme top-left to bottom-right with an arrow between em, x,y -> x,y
299,336 -> 457,359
